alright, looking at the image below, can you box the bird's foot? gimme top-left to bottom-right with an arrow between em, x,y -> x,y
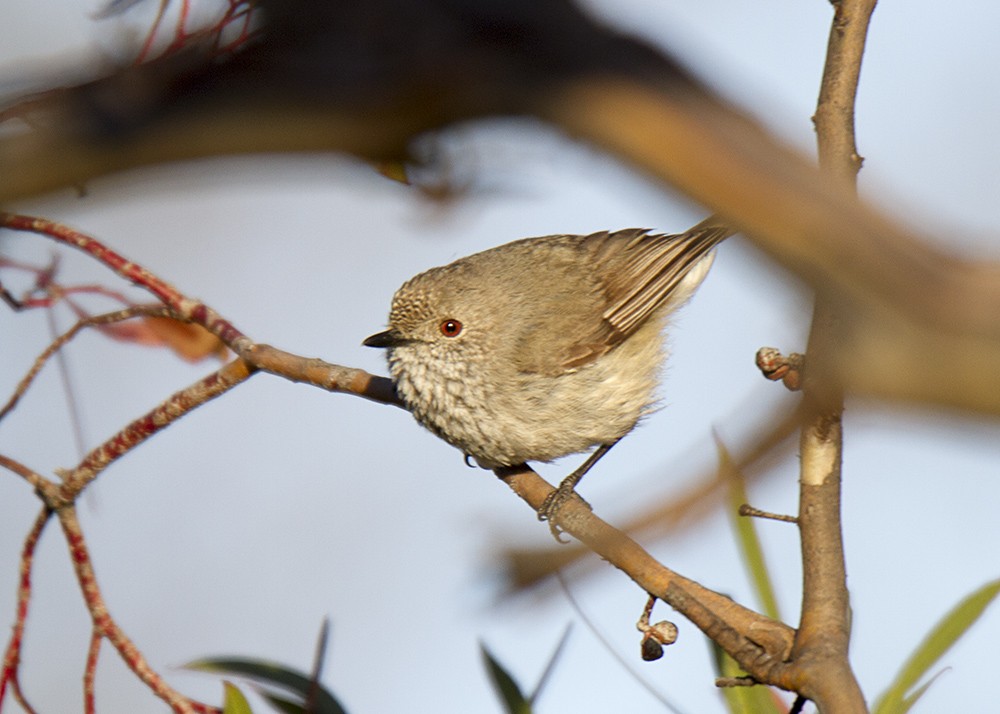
537,482 -> 591,543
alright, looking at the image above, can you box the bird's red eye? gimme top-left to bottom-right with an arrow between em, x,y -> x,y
440,319 -> 463,337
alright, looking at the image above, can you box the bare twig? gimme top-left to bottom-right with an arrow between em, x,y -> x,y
58,506 -> 221,714
0,454 -> 60,504
84,629 -> 101,714
738,504 -> 798,525
497,467 -> 796,685
0,507 -> 50,714
0,213 -> 251,353
0,305 -> 175,422
244,343 -> 401,407
60,357 -> 254,500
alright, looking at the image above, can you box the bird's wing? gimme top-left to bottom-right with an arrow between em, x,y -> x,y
591,219 -> 731,333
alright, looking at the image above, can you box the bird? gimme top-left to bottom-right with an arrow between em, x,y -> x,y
365,217 -> 731,537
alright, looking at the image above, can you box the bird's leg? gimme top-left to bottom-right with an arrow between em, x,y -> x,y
538,439 -> 619,542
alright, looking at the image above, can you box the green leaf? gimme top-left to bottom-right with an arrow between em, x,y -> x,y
898,669 -> 946,712
716,434 -> 781,621
258,691 -> 309,714
222,681 -> 254,714
480,643 -> 532,714
186,657 -> 348,714
874,578 -> 1000,714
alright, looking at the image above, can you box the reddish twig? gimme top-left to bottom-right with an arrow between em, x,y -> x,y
60,357 -> 253,500
0,305 -> 175,423
0,213 -> 250,351
134,0 -> 257,63
59,506 -> 221,714
84,628 -> 101,714
136,0 -> 172,63
0,507 -> 50,714
0,454 -> 60,504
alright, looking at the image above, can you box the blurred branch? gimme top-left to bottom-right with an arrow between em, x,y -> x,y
4,0 -> 994,414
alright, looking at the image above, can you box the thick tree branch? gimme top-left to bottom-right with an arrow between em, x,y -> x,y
784,0 -> 878,711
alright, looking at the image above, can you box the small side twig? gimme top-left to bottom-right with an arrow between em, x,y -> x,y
0,454 -> 60,505
738,504 -> 798,524
0,305 -> 175,422
84,629 -> 101,714
635,594 -> 677,662
60,357 -> 254,501
715,675 -> 759,688
58,506 -> 221,714
0,212 -> 251,352
0,507 -> 50,714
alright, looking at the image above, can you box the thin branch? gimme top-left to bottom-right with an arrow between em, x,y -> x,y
497,467 -> 796,685
84,629 -> 101,714
0,213 -> 252,353
0,454 -> 60,504
0,508 -> 50,714
738,504 -> 798,524
0,305 -> 174,422
60,357 -> 254,500
245,343 -> 401,407
57,506 -> 221,714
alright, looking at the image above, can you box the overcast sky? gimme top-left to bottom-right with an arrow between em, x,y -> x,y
2,1 -> 999,713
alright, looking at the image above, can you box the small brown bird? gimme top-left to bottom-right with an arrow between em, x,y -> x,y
365,218 -> 730,535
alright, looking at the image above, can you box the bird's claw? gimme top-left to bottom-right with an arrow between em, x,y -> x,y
537,484 -> 591,543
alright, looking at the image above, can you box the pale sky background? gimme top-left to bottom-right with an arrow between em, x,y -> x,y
1,1 -> 999,713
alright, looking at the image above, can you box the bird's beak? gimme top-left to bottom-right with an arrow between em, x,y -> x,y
363,329 -> 405,348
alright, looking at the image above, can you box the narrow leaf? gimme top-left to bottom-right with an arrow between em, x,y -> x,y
480,643 -> 532,714
185,657 -> 347,714
373,161 -> 410,185
258,691 -> 308,714
874,578 -> 1000,714
897,669 -> 946,714
222,681 -> 254,714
